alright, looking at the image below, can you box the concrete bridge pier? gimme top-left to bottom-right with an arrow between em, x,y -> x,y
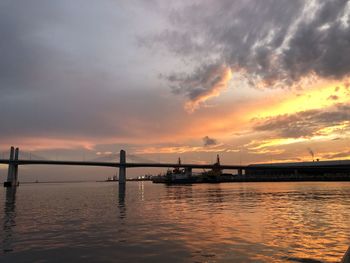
119,150 -> 126,185
4,147 -> 19,188
13,148 -> 19,185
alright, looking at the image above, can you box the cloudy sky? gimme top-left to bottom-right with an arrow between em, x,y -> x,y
1,0 -> 350,180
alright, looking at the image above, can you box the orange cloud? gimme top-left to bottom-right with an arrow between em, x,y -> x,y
246,138 -> 308,150
185,66 -> 232,112
0,137 -> 96,151
135,144 -> 227,155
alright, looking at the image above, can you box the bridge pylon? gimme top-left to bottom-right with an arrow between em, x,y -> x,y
119,150 -> 126,185
4,146 -> 19,188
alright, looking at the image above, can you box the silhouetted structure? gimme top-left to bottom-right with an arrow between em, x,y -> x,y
245,160 -> 350,181
2,146 -> 350,186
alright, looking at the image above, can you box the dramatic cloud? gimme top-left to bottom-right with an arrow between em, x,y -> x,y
253,103 -> 350,139
202,136 -> 217,146
2,0 -> 350,180
144,0 -> 350,107
168,64 -> 232,112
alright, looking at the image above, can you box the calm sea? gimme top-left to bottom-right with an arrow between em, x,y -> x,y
1,181 -> 350,262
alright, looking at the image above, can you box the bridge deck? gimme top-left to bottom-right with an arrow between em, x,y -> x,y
1,159 -> 350,170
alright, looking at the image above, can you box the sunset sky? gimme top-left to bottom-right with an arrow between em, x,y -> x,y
1,0 -> 350,180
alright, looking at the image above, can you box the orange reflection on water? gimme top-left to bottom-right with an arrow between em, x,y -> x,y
152,182 -> 350,262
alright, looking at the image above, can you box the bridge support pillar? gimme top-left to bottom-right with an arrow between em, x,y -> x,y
119,150 -> 126,185
4,147 -> 19,188
13,148 -> 19,186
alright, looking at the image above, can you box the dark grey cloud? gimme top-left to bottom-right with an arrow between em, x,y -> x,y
143,0 -> 350,99
0,1 -> 60,93
166,62 -> 231,111
169,63 -> 222,100
253,103 -> 350,138
202,136 -> 217,146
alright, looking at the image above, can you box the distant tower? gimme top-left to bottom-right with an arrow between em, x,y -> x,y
210,154 -> 222,176
216,154 -> 220,165
173,157 -> 182,174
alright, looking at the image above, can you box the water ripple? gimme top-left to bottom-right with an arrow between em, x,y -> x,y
1,181 -> 350,262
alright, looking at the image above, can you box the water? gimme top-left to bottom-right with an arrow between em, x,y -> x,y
1,181 -> 350,262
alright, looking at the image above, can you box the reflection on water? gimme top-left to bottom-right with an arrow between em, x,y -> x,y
118,184 -> 126,219
0,182 -> 350,262
283,256 -> 324,263
2,187 -> 17,254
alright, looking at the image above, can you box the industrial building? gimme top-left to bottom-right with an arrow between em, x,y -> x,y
243,160 -> 350,181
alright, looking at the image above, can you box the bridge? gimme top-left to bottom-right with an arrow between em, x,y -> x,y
2,146 -> 350,187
